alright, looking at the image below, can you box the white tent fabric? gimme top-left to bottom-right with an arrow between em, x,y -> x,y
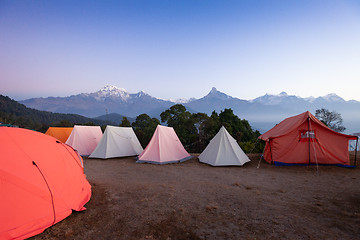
89,126 -> 143,159
136,125 -> 192,164
199,126 -> 250,166
65,125 -> 103,156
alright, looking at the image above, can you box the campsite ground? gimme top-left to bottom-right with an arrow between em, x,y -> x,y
31,153 -> 360,240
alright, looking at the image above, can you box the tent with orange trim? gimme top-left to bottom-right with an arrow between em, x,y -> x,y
136,125 -> 192,164
65,125 -> 103,156
0,127 -> 91,240
259,111 -> 357,166
45,127 -> 73,143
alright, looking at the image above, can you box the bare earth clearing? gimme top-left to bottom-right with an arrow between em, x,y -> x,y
31,153 -> 360,240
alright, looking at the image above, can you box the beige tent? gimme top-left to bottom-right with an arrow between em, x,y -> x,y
89,126 -> 143,159
199,126 -> 250,166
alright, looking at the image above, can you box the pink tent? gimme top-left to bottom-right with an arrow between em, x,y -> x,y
137,125 -> 192,164
65,125 -> 103,156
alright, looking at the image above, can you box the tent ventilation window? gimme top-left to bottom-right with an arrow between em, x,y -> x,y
299,130 -> 316,142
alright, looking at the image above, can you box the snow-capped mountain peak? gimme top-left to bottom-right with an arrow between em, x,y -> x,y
210,87 -> 218,94
304,96 -> 316,103
205,87 -> 232,100
322,93 -> 345,102
159,97 -> 193,104
173,98 -> 194,104
93,84 -> 130,101
135,90 -> 150,98
251,92 -> 295,105
100,84 -> 127,93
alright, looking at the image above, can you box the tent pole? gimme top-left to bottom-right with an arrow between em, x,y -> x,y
354,138 -> 358,167
257,140 -> 266,169
249,138 -> 259,154
308,117 -> 311,165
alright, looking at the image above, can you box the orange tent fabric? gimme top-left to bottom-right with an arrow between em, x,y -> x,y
45,127 -> 73,143
259,111 -> 357,166
0,127 -> 91,240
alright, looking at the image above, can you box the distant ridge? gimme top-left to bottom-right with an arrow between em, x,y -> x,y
0,95 -> 110,131
19,85 -> 360,134
95,113 -> 135,125
20,84 -> 174,118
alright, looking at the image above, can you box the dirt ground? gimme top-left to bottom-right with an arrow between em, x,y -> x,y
30,153 -> 360,240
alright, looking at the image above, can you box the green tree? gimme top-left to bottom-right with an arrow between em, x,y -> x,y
38,124 -> 50,133
160,104 -> 191,127
217,108 -> 262,153
189,112 -> 213,152
56,119 -> 73,127
132,114 -> 160,148
82,122 -> 96,126
218,108 -> 257,142
315,108 -> 346,132
160,104 -> 197,150
199,111 -> 221,145
159,106 -> 263,153
120,117 -> 131,127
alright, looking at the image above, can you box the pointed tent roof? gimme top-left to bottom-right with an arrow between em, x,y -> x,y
258,111 -> 357,166
199,126 -> 250,166
136,125 -> 192,164
89,126 -> 143,159
259,111 -> 355,141
65,125 -> 103,156
45,127 -> 73,143
0,127 -> 91,239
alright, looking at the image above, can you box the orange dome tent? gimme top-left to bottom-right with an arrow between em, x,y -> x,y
45,127 -> 73,143
259,111 -> 357,166
0,127 -> 91,239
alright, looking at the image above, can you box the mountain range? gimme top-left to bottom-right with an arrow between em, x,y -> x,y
20,85 -> 360,134
0,95 -> 109,130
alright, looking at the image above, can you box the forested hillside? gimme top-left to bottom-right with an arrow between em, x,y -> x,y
1,95 -> 263,153
0,95 -> 109,132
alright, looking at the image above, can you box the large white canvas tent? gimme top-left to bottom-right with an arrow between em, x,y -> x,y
89,126 -> 143,159
136,125 -> 192,164
65,125 -> 103,156
199,126 -> 250,166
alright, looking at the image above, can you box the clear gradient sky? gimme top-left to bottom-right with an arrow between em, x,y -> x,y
1,0 -> 360,101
